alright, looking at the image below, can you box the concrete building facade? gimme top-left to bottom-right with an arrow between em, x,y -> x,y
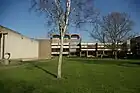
50,34 -> 125,58
1,25 -> 140,60
0,25 -> 51,60
51,34 -> 81,56
38,39 -> 51,59
130,36 -> 140,58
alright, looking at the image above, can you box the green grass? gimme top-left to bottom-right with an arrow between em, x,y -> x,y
0,57 -> 140,93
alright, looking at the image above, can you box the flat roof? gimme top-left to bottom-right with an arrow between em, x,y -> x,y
0,25 -> 37,41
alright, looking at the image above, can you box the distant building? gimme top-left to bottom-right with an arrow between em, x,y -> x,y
51,34 -> 124,58
80,42 -> 123,58
130,36 -> 140,58
51,34 -> 81,56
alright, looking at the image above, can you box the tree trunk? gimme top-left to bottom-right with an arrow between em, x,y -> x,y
115,43 -> 118,59
95,43 -> 98,57
114,51 -> 118,59
101,51 -> 105,59
57,35 -> 64,78
57,0 -> 71,79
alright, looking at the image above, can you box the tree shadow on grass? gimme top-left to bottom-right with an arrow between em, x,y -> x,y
27,62 -> 57,78
34,64 -> 57,78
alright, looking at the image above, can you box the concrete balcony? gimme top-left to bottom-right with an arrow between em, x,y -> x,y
51,43 -> 69,45
81,46 -> 87,48
51,43 -> 59,45
81,49 -> 96,51
98,46 -> 105,48
97,49 -> 112,51
51,39 -> 60,43
70,39 -> 80,42
51,46 -> 69,48
70,46 -> 80,48
51,52 -> 69,54
69,49 -> 77,52
81,48 -> 113,51
63,39 -> 70,43
81,48 -> 122,51
81,43 -> 96,45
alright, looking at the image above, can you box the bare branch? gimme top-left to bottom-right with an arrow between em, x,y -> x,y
30,0 -> 97,78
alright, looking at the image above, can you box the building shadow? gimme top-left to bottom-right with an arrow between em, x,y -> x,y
117,62 -> 140,67
68,58 -> 140,67
129,62 -> 140,65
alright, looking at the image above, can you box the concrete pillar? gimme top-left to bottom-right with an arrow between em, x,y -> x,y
2,34 -> 5,59
80,51 -> 81,57
69,42 -> 70,57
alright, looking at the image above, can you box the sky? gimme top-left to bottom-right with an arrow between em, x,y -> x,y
0,0 -> 140,42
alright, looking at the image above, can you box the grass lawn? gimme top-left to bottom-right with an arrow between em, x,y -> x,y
0,57 -> 140,93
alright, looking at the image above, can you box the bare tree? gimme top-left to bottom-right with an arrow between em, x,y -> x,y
90,12 -> 134,59
30,0 -> 97,78
90,23 -> 106,58
102,12 -> 134,59
90,23 -> 105,43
